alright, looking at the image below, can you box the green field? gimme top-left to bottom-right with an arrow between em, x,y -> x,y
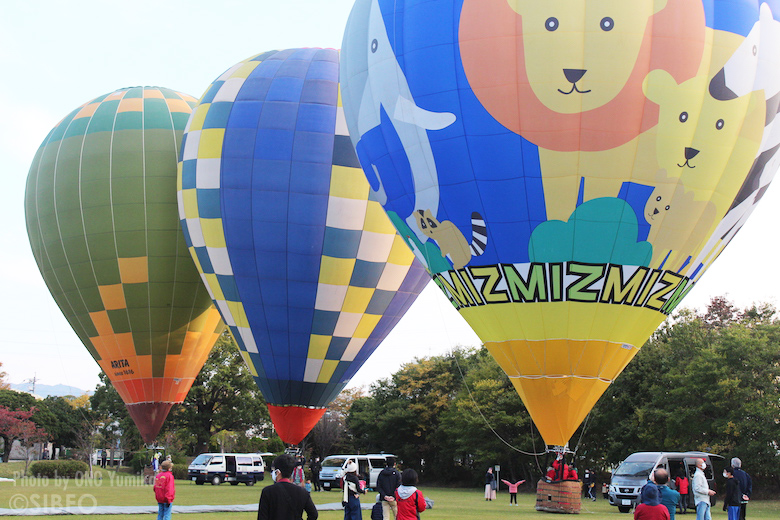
0,464 -> 777,519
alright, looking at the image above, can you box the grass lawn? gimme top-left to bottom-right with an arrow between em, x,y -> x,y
0,467 -> 777,519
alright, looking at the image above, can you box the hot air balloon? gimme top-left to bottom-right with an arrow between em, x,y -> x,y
341,0 -> 776,448
25,87 -> 224,443
177,48 -> 429,445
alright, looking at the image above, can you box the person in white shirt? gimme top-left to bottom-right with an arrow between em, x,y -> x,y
692,458 -> 716,520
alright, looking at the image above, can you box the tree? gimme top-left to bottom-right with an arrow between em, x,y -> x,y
90,372 -> 142,452
166,332 -> 271,454
0,406 -> 49,473
0,362 -> 9,390
309,387 -> 365,457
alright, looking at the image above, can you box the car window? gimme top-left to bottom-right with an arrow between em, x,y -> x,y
323,458 -> 346,468
209,456 -> 224,465
237,457 -> 253,465
614,461 -> 654,478
369,458 -> 385,468
253,458 -> 263,467
192,454 -> 211,465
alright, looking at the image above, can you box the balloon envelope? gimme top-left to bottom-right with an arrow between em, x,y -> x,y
341,0 -> 776,446
177,49 -> 429,445
25,86 -> 224,443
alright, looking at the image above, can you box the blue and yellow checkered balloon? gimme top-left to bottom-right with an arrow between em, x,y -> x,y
177,49 -> 428,444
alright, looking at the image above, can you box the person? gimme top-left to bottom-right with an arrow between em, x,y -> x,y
311,457 -> 322,492
723,466 -> 742,520
394,468 -> 426,520
258,454 -> 318,520
489,470 -> 497,500
692,458 -> 716,520
305,480 -> 312,493
674,470 -> 689,514
376,459 -> 402,520
634,484 -> 670,520
500,478 -> 526,506
602,482 -> 609,499
101,448 -> 108,468
154,460 -> 176,520
653,469 -> 680,520
583,469 -> 596,500
292,460 -> 306,489
551,453 -> 578,481
152,452 -> 161,474
545,467 -> 556,481
484,467 -> 494,500
731,457 -> 751,520
342,459 -> 364,520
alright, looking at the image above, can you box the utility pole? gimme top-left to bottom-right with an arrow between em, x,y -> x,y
25,373 -> 38,395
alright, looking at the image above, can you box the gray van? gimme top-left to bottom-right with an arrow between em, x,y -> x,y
608,451 -> 722,513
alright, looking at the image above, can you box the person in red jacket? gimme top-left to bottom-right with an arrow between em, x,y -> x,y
154,460 -> 176,520
394,469 -> 426,520
634,484 -> 670,520
674,470 -> 689,514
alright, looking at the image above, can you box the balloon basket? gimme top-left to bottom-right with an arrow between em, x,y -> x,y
535,480 -> 581,514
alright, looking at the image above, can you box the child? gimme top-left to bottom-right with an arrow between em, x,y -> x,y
723,467 -> 741,520
305,480 -> 312,493
501,478 -> 526,506
153,460 -> 175,520
395,468 -> 426,520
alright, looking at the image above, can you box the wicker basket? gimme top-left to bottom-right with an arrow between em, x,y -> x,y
535,479 -> 582,514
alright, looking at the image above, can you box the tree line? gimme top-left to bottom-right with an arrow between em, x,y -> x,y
2,297 -> 778,493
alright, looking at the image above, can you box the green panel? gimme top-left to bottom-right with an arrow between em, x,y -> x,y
92,258 -> 121,286
151,353 -> 166,378
59,291 -> 89,321
115,230 -> 147,258
80,285 -> 105,314
176,255 -> 201,279
80,179 -> 111,209
114,111 -> 143,131
148,282 -> 174,308
80,133 -> 112,182
52,266 -> 77,292
57,210 -> 85,240
107,309 -> 131,335
122,88 -> 143,99
43,245 -> 67,274
110,150 -> 144,180
86,232 -> 117,262
173,280 -> 198,308
111,177 -> 145,206
145,204 -> 178,232
144,149 -> 177,180
143,99 -> 173,130
127,306 -> 151,331
63,117 -> 90,139
168,307 -> 194,335
147,256 -> 176,283
82,208 -> 113,236
147,231 -> 179,259
85,101 -> 120,134
172,112 -> 190,128
132,330 -> 151,356
124,284 -> 150,311
47,109 -> 79,142
113,204 -> 146,232
61,236 -> 90,265
165,328 -> 186,356
144,168 -> 176,197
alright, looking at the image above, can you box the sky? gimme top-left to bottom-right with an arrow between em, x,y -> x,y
2,0 -> 779,396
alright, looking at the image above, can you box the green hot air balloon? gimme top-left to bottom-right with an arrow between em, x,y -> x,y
25,86 -> 224,443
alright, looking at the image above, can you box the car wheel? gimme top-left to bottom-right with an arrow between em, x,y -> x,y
195,480 -> 204,486
618,506 -> 631,513
211,475 -> 222,485
230,482 -> 239,486
246,480 -> 255,486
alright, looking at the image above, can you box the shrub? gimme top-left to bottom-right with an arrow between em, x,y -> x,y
29,460 -> 89,479
172,464 -> 189,480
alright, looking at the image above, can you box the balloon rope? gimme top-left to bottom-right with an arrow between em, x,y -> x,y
572,411 -> 592,457
452,351 -> 547,457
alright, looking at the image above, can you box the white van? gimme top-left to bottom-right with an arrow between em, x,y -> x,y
319,453 -> 397,491
188,452 -> 273,485
609,451 -> 723,513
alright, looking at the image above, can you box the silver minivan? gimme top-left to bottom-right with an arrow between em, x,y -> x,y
319,453 -> 397,491
609,451 -> 722,513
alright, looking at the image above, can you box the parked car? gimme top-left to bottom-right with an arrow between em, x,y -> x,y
319,453 -> 397,491
609,451 -> 723,513
187,452 -> 273,486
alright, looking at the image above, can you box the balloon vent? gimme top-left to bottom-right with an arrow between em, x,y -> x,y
267,404 -> 326,445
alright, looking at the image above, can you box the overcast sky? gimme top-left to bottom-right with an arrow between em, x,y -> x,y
2,0 -> 778,396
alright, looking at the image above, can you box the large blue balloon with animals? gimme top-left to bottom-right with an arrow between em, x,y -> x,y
341,0 -> 780,446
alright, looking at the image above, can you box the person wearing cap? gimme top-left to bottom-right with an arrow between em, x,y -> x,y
342,459 -> 364,520
153,460 -> 176,520
634,484 -> 670,520
258,454 -> 318,520
692,458 -> 716,520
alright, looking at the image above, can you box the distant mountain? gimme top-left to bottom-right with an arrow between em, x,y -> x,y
10,383 -> 90,398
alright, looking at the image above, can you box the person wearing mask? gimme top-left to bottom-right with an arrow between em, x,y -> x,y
692,458 -> 716,520
376,460 -> 402,520
394,469 -> 426,520
723,466 -> 742,520
730,457 -> 751,520
257,454 -> 318,520
311,457 -> 322,492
